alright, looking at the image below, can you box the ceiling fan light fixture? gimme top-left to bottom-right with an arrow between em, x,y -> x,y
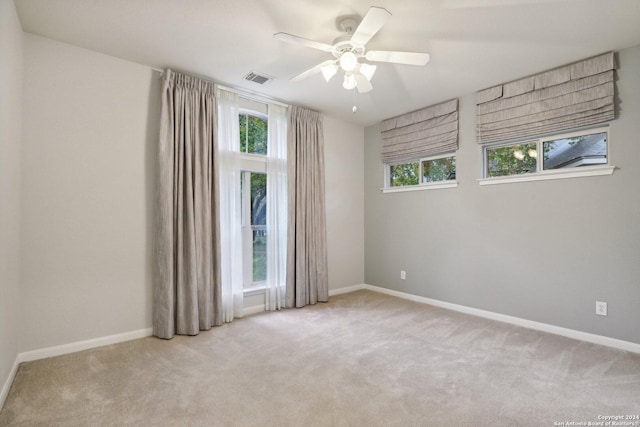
343,73 -> 357,90
359,63 -> 377,81
339,51 -> 358,72
321,63 -> 338,82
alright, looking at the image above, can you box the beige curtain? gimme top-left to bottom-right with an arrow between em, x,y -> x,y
154,70 -> 221,339
286,106 -> 328,308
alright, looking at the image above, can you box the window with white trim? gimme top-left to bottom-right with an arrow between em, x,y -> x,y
238,108 -> 268,290
482,127 -> 609,179
386,153 -> 457,189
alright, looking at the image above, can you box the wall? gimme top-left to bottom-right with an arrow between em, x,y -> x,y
324,116 -> 365,291
20,34 -> 365,350
0,0 -> 23,400
21,34 -> 159,352
364,44 -> 640,345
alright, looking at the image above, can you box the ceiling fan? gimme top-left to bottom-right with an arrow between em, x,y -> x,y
274,6 -> 430,93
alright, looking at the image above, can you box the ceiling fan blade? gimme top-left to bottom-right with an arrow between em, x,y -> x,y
350,7 -> 391,46
365,50 -> 430,66
354,74 -> 373,93
291,59 -> 337,82
273,32 -> 333,52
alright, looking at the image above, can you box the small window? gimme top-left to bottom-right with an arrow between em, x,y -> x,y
486,142 -> 537,178
239,112 -> 267,155
390,162 -> 419,187
483,127 -> 609,180
385,153 -> 458,191
422,155 -> 456,183
543,132 -> 607,170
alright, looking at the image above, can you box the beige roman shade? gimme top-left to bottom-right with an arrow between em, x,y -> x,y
380,99 -> 459,163
476,52 -> 616,145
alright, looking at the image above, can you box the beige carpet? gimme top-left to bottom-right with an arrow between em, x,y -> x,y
1,290 -> 639,426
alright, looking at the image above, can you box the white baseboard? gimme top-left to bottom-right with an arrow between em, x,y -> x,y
1,327 -> 153,411
329,284 -> 366,296
242,285 -> 367,316
359,284 -> 640,354
0,357 -> 21,413
19,328 -> 153,364
243,304 -> 266,316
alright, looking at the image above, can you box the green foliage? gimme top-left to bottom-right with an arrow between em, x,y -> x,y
250,173 -> 267,282
423,157 -> 456,182
239,113 -> 267,154
253,232 -> 267,282
487,142 -> 537,177
390,162 -> 419,186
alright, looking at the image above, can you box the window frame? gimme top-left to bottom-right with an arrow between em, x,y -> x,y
382,152 -> 458,194
240,169 -> 267,291
238,108 -> 268,156
479,126 -> 615,186
238,107 -> 269,293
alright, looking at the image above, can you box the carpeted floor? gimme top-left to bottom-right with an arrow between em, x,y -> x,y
1,290 -> 639,426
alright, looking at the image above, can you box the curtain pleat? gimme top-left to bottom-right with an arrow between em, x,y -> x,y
216,89 -> 244,322
154,69 -> 220,339
266,104 -> 288,311
286,106 -> 328,308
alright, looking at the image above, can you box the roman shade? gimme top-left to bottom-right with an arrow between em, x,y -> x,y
380,99 -> 459,163
476,52 -> 616,145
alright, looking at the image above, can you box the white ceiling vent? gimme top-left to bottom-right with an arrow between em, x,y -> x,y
244,71 -> 273,85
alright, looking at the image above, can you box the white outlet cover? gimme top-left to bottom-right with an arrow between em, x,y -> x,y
400,270 -> 406,280
596,301 -> 607,316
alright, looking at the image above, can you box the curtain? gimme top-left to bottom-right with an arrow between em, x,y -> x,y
265,104 -> 288,311
154,69 -> 221,339
286,106 -> 328,308
476,52 -> 615,145
217,89 -> 244,322
380,99 -> 459,163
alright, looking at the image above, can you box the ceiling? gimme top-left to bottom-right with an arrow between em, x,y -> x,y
14,0 -> 640,126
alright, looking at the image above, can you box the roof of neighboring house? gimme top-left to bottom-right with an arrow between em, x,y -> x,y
544,133 -> 607,169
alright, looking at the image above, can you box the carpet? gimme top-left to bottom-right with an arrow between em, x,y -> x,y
1,290 -> 639,426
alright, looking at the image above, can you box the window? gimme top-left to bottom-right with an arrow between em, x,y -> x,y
482,127 -> 610,181
486,142 -> 537,178
422,155 -> 456,183
238,108 -> 268,289
385,153 -> 457,192
389,162 -> 419,187
241,171 -> 267,287
239,111 -> 267,155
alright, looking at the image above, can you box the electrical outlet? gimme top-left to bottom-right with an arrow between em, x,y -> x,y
596,301 -> 607,316
400,270 -> 406,280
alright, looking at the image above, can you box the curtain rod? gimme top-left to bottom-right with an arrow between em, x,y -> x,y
151,67 -> 289,108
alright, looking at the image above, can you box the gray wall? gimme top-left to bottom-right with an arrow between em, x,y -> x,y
364,44 -> 640,345
0,0 -> 23,396
20,34 -> 160,352
18,33 -> 364,352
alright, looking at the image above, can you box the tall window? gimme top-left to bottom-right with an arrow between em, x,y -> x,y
238,109 -> 269,289
241,172 -> 267,286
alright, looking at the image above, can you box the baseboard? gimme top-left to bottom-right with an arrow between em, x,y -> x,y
18,328 -> 153,364
329,284 -> 366,296
243,304 -> 266,316
0,356 -> 21,412
242,285 -> 367,316
360,284 -> 640,354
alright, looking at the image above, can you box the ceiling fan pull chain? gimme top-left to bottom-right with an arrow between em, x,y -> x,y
352,88 -> 357,114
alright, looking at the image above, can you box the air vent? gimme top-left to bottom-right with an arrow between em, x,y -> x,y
244,71 -> 273,85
